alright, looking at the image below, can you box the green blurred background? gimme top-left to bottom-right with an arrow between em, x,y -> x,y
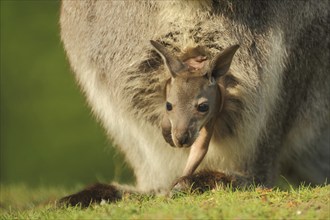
1,0 -> 133,187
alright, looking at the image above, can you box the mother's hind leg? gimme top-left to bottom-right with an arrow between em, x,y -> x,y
171,170 -> 250,195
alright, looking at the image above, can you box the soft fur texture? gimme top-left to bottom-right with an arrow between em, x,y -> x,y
60,0 -> 329,196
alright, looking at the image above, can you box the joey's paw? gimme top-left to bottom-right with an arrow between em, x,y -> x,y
171,171 -> 235,197
58,183 -> 121,208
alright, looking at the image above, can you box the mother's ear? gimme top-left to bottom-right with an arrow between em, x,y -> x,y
161,114 -> 175,147
208,45 -> 239,80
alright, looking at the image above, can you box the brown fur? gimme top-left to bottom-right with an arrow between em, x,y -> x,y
172,170 -> 236,194
59,183 -> 121,208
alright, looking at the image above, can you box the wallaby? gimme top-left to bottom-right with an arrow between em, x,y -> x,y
59,1 -> 329,207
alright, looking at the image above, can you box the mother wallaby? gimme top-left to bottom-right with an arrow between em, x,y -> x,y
59,0 -> 329,207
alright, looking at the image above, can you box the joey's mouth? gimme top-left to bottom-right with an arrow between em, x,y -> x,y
175,142 -> 193,148
172,132 -> 198,148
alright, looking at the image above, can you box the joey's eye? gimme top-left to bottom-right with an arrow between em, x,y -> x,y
197,103 -> 209,113
166,102 -> 173,111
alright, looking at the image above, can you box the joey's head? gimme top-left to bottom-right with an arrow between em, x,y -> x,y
150,40 -> 239,148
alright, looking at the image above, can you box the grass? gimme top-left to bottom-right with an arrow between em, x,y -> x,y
0,184 -> 329,219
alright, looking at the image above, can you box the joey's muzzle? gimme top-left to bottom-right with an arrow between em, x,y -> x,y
173,130 -> 195,148
171,121 -> 200,148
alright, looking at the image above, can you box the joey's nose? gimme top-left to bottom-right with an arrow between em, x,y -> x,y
177,132 -> 190,147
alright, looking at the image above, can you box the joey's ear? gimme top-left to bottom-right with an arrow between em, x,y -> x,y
150,40 -> 186,78
208,45 -> 239,80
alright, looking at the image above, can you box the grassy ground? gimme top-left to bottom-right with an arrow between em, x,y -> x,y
0,184 -> 329,219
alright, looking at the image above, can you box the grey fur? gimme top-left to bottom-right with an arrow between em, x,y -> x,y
60,0 -> 329,191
